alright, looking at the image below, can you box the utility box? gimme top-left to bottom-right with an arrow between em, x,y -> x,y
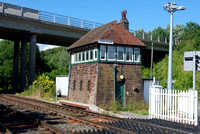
56,75 -> 69,97
143,79 -> 159,102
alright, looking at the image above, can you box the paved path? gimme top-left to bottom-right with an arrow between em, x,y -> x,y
120,111 -> 149,119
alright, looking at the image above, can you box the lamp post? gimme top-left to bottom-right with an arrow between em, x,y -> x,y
163,2 -> 186,90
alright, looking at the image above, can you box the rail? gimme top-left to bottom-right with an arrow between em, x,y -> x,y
0,2 -> 181,44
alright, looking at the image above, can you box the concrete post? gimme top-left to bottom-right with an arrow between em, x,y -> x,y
28,34 -> 37,86
20,39 -> 27,90
12,40 -> 20,91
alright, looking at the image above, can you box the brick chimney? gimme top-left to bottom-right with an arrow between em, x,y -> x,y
120,10 -> 129,30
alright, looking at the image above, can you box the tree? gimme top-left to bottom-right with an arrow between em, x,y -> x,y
0,40 -> 14,90
0,40 -> 48,91
40,47 -> 70,80
143,22 -> 200,94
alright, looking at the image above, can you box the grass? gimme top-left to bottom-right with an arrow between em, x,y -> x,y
123,101 -> 149,115
16,85 -> 57,102
100,100 -> 149,115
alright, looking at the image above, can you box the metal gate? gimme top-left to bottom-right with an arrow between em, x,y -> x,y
149,84 -> 198,126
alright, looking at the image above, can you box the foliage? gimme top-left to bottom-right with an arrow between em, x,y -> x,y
141,66 -> 151,79
100,100 -> 148,115
123,101 -> 149,115
0,40 -> 68,91
40,47 -> 70,80
134,24 -> 184,43
0,40 -> 14,90
142,22 -> 200,94
19,74 -> 56,100
108,101 -> 123,113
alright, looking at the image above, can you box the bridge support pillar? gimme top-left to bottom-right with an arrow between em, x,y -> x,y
12,40 -> 20,91
20,39 -> 27,91
28,34 -> 37,86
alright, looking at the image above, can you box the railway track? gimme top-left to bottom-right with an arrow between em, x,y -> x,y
0,94 -> 199,134
0,104 -> 68,134
0,94 -> 133,134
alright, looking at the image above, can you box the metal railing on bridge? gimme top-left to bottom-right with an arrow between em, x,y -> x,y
0,2 -> 102,30
0,2 -> 181,45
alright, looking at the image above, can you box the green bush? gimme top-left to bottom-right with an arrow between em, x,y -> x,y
19,74 -> 56,100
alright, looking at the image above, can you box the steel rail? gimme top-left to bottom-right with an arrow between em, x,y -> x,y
2,94 -> 196,134
126,119 -> 193,134
0,95 -> 135,134
3,94 -> 121,121
0,104 -> 68,134
0,123 -> 13,134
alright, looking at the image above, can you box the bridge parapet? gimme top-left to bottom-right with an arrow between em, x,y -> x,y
0,2 -> 181,45
0,2 -> 102,30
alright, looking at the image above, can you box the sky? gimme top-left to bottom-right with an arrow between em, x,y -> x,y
1,0 -> 199,51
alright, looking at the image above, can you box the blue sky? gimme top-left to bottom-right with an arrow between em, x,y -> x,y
2,0 -> 199,50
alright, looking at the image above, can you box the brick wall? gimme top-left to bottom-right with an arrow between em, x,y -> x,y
97,63 -> 143,106
69,62 -> 98,105
69,62 -> 143,107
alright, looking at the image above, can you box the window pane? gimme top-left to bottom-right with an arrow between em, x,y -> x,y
86,51 -> 89,61
126,47 -> 133,61
134,48 -> 140,62
90,50 -> 93,60
94,49 -> 97,60
100,45 -> 106,60
108,46 -> 115,60
117,46 -> 124,61
82,52 -> 85,61
79,53 -> 81,62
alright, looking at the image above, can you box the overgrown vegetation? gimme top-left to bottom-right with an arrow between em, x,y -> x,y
101,101 -> 149,115
18,74 -> 56,101
142,22 -> 200,94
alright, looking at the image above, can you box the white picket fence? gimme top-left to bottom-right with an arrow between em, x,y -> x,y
149,85 -> 198,126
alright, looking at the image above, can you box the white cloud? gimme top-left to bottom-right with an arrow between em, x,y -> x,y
37,44 -> 60,51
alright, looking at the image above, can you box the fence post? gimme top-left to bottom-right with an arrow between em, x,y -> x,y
21,7 -> 23,16
195,91 -> 198,125
68,16 -> 70,25
81,19 -> 83,28
165,37 -> 167,43
54,13 -> 56,23
143,32 -> 144,39
149,87 -> 151,118
134,31 -> 136,37
93,22 -> 95,29
2,2 -> 4,12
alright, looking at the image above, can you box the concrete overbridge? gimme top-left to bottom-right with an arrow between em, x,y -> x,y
0,2 -> 170,91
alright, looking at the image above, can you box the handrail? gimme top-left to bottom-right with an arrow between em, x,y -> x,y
0,2 -> 181,44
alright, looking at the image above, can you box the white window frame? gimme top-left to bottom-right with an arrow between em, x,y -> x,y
100,45 -> 106,60
126,47 -> 133,62
117,46 -> 124,61
94,48 -> 97,60
75,53 -> 78,63
134,48 -> 140,63
71,53 -> 74,64
107,45 -> 116,61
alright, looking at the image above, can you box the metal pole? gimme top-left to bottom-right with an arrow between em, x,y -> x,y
193,51 -> 196,121
167,12 -> 173,90
113,66 -> 116,103
150,42 -> 154,79
193,51 -> 196,92
67,53 -> 71,101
